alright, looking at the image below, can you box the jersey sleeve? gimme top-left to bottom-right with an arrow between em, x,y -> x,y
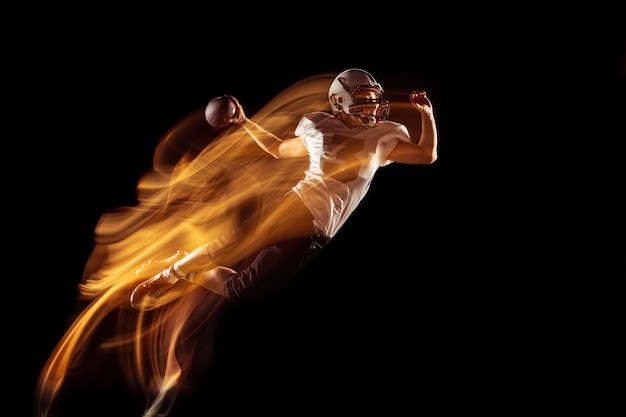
295,112 -> 333,136
377,121 -> 411,166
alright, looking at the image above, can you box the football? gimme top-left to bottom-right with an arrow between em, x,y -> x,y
204,95 -> 237,128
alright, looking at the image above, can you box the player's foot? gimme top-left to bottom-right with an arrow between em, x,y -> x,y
135,250 -> 188,279
130,272 -> 176,310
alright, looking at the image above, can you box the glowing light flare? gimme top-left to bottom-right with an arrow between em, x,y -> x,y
35,72 -> 425,417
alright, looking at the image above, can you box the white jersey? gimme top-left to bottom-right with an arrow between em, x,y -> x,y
292,112 -> 411,238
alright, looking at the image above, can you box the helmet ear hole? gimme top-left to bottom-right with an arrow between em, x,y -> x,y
330,94 -> 343,111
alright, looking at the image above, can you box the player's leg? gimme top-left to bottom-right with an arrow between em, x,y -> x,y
130,192 -> 316,309
221,233 -> 329,304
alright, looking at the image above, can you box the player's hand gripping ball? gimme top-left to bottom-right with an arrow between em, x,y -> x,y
205,95 -> 237,128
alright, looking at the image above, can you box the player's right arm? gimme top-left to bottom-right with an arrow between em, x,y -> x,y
240,119 -> 307,159
229,96 -> 308,159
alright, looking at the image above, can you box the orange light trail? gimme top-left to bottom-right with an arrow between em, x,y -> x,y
34,72 -> 424,417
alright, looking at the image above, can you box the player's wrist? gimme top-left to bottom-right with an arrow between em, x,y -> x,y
239,118 -> 254,128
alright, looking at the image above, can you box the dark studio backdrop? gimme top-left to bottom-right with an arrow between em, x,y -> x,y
14,6 -> 623,417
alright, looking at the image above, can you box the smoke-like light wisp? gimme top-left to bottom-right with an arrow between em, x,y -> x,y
34,72 -> 424,417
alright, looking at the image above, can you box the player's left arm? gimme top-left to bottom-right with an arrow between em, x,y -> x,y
386,90 -> 438,165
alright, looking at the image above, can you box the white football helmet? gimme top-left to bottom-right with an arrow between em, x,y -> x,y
328,68 -> 390,127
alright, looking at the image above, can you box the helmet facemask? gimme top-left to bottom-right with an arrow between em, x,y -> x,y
348,88 -> 390,127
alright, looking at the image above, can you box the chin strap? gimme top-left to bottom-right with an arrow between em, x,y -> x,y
358,114 -> 376,128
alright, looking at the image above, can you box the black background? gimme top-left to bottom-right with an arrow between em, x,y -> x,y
11,6 -> 624,416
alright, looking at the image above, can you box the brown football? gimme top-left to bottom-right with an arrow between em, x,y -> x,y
204,95 -> 237,128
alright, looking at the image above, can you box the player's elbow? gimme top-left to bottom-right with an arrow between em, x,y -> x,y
264,144 -> 283,159
415,147 -> 437,165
